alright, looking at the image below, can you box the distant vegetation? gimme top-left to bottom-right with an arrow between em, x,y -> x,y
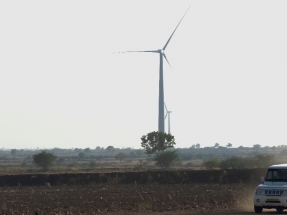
203,154 -> 275,170
0,143 -> 286,173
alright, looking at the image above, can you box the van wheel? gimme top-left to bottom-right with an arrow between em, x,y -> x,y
254,206 -> 263,213
276,207 -> 284,213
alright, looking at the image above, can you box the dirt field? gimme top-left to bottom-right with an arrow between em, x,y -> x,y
0,183 -> 258,215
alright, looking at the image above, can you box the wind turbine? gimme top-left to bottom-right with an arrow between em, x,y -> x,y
123,7 -> 190,133
165,103 -> 172,134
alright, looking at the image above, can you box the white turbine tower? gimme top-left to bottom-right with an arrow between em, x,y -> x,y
165,103 -> 172,134
122,7 -> 190,133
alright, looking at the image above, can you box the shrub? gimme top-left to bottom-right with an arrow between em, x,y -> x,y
253,154 -> 275,168
115,153 -> 127,162
33,151 -> 57,170
78,152 -> 85,159
215,154 -> 273,169
219,156 -> 249,169
203,158 -> 220,170
153,151 -> 179,169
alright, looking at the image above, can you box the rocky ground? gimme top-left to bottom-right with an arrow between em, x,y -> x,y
0,183 -> 257,214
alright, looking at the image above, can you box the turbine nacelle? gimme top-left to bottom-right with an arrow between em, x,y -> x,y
164,103 -> 172,134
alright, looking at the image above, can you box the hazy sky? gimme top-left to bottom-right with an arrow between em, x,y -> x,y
1,0 -> 287,149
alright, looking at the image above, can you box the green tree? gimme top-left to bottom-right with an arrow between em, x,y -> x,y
141,131 -> 175,154
214,143 -> 220,148
253,144 -> 261,150
115,153 -> 127,162
106,146 -> 114,152
189,144 -> 196,149
84,148 -> 91,153
141,131 -> 178,169
226,143 -> 232,148
33,151 -> 57,170
195,143 -> 200,148
11,149 -> 17,156
74,148 -> 82,153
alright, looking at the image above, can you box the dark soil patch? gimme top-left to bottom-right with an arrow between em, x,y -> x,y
0,183 -> 256,214
0,169 -> 266,186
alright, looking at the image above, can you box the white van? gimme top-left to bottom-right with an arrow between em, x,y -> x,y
254,164 -> 287,213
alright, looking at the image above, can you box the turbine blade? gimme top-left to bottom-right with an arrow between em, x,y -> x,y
162,6 -> 191,50
125,50 -> 159,53
165,113 -> 168,119
163,53 -> 172,68
114,50 -> 159,53
164,103 -> 168,112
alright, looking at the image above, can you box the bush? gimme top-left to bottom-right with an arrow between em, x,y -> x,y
203,158 -> 220,170
33,151 -> 57,170
204,154 -> 275,170
219,156 -> 256,169
78,152 -> 85,159
153,151 -> 179,169
253,154 -> 275,168
115,153 -> 127,162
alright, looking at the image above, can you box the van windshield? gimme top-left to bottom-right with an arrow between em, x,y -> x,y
265,169 -> 287,182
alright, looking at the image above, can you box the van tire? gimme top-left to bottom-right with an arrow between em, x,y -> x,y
254,206 -> 263,213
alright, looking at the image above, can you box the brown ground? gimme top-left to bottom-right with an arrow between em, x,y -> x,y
0,183 -> 259,215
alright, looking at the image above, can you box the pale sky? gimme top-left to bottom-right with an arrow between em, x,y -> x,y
1,0 -> 287,149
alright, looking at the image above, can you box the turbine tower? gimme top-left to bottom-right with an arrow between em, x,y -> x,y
165,103 -> 172,134
124,7 -> 190,133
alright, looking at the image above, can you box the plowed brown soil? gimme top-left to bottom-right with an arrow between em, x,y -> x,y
0,183 -> 257,215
